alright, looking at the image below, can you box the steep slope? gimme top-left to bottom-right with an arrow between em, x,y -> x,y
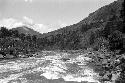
42,0 -> 123,37
38,0 -> 124,50
80,0 -> 123,24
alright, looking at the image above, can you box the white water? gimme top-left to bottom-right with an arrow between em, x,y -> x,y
0,51 -> 100,83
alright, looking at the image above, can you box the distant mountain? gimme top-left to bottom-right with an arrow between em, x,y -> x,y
0,18 -> 45,37
38,0 -> 124,50
12,26 -> 42,37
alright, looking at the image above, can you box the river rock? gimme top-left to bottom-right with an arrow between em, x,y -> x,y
5,54 -> 14,59
0,54 -> 4,58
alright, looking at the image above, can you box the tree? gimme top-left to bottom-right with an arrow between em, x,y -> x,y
108,30 -> 123,51
32,35 -> 37,42
10,30 -> 19,37
0,27 -> 11,38
19,33 -> 25,41
26,34 -> 32,41
120,0 -> 125,20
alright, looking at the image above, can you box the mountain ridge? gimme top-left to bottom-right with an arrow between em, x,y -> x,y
37,0 -> 124,50
41,0 -> 123,37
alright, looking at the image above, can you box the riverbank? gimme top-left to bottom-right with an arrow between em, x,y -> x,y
0,50 -> 124,83
85,50 -> 125,83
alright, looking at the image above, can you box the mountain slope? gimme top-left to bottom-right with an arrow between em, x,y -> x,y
80,0 -> 123,24
42,0 -> 123,37
38,0 -> 124,50
12,26 -> 42,37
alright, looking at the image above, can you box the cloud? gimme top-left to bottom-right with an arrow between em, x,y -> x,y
60,23 -> 67,28
24,0 -> 33,3
58,20 -> 68,28
0,18 -> 24,29
12,22 -> 24,28
23,16 -> 34,24
22,16 -> 51,33
0,18 -> 50,33
33,24 -> 51,33
0,17 -> 60,34
22,16 -> 53,33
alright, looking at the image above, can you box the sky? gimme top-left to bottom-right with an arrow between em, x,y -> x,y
0,0 -> 116,33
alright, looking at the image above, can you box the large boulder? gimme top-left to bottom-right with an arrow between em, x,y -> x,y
0,54 -> 4,59
111,73 -> 120,83
102,72 -> 112,81
5,54 -> 14,59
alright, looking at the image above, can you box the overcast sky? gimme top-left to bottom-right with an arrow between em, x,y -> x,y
0,0 -> 116,33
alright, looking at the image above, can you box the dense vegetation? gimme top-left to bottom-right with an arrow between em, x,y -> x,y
0,27 -> 38,58
36,0 -> 124,52
1,0 -> 123,52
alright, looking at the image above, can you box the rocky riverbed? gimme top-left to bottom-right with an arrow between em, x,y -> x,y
0,51 -> 100,83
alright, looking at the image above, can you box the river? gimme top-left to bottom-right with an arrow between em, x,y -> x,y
0,51 -> 100,83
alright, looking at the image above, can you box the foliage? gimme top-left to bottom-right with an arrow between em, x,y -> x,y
33,0 -> 124,52
0,27 -> 38,58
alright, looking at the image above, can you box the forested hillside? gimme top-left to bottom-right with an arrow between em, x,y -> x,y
37,0 -> 124,52
0,0 -> 124,52
0,27 -> 38,58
